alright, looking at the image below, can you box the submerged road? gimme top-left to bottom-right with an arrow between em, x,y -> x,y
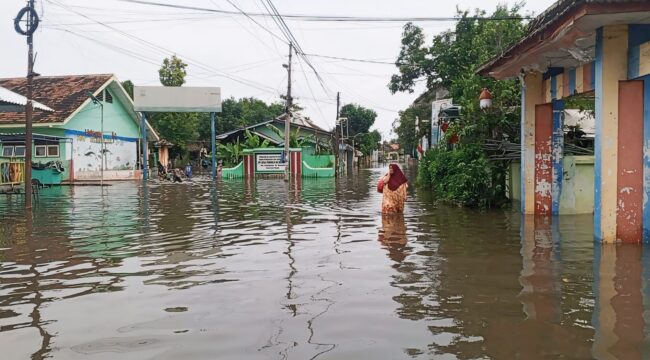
0,166 -> 647,359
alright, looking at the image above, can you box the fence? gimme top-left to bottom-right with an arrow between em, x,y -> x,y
0,157 -> 25,185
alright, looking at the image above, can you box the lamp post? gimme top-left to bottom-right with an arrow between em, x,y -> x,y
87,92 -> 104,188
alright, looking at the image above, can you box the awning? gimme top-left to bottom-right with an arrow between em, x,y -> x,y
0,86 -> 54,112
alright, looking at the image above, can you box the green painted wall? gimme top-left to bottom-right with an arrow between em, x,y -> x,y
508,156 -> 594,214
64,89 -> 140,138
559,156 -> 594,214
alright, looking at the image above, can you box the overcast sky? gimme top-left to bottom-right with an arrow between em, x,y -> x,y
1,0 -> 555,138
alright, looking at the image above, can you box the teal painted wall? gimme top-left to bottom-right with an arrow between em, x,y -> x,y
0,86 -> 141,181
509,156 -> 594,214
64,89 -> 140,138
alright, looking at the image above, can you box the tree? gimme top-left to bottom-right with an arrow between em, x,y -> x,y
339,104 -> 377,136
148,55 -> 198,158
197,97 -> 285,142
159,55 -> 188,87
393,102 -> 430,156
121,80 -> 134,100
389,4 -> 527,207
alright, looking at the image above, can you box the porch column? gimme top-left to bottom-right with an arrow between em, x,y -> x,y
594,25 -> 629,243
522,71 -> 543,214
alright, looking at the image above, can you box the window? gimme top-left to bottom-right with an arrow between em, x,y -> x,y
105,90 -> 113,103
14,146 -> 25,157
2,146 -> 14,157
35,145 -> 46,157
47,145 -> 59,157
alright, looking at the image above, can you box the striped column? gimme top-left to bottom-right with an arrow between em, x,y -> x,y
289,150 -> 301,177
617,80 -> 644,243
535,103 -> 553,215
244,154 -> 255,178
594,25 -> 629,243
552,99 -> 565,215
522,72 -> 543,214
643,78 -> 650,242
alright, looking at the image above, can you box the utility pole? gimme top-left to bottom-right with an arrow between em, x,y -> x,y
283,42 -> 293,182
14,0 -> 39,209
334,92 -> 340,177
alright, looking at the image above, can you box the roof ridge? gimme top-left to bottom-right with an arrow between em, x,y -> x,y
0,73 -> 114,81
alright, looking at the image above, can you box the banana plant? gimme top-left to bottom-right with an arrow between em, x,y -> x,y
217,139 -> 244,167
266,124 -> 314,148
243,129 -> 270,149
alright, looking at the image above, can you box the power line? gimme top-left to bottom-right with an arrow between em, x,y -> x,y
305,53 -> 418,67
112,0 -> 532,22
223,0 -> 287,45
46,0 -> 281,94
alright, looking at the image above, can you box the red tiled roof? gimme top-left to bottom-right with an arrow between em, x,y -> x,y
0,74 -> 113,125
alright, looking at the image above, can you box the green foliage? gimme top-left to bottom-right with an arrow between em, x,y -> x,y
148,112 -> 200,157
159,55 -> 188,87
389,4 -> 527,207
357,130 -> 382,156
218,140 -> 243,167
121,80 -> 134,100
393,103 -> 431,155
201,97 -> 285,140
418,146 -> 506,208
266,125 -> 314,148
243,129 -> 270,149
339,104 -> 378,136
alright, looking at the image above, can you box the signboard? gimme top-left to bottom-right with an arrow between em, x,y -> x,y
431,99 -> 453,146
256,152 -> 287,173
133,86 -> 221,112
640,41 -> 650,78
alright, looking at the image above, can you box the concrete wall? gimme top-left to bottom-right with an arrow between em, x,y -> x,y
510,156 -> 594,214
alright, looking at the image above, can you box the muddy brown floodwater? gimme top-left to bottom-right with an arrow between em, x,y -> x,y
1,166 -> 649,359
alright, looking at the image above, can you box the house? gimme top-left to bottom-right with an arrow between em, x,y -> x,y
0,74 -> 159,182
479,0 -> 650,243
216,113 -> 333,155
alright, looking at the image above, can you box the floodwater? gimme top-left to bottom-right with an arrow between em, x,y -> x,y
0,166 -> 649,359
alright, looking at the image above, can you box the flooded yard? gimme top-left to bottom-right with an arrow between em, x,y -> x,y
0,166 -> 648,359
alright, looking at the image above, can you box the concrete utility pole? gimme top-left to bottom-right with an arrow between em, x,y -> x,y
284,42 -> 293,182
15,0 -> 39,210
334,92 -> 340,177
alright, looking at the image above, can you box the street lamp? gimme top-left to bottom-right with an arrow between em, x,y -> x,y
87,91 -> 104,188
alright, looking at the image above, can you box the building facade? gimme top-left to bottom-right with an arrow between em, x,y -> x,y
0,74 -> 158,182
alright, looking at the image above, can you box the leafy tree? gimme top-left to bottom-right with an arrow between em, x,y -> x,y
393,102 -> 430,156
357,130 -> 382,156
148,55 -> 198,158
339,104 -> 377,136
159,55 -> 188,87
197,98 -> 285,142
389,4 -> 527,207
121,80 -> 134,100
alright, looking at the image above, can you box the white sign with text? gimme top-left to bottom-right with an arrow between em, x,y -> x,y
256,153 -> 287,172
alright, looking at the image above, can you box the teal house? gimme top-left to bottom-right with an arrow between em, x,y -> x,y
0,74 -> 158,183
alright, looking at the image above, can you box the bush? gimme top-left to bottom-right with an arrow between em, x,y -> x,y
418,145 -> 507,208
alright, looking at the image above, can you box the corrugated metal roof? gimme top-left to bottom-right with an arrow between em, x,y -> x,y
0,86 -> 54,111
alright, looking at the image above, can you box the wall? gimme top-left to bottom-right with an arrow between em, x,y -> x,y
62,88 -> 141,179
510,156 -> 594,214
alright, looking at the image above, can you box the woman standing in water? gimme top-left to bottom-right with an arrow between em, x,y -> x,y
380,164 -> 408,213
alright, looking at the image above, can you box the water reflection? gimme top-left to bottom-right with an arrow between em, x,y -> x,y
2,168 -> 650,359
593,244 -> 647,359
378,213 -> 408,264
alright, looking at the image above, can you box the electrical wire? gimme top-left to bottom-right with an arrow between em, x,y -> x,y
112,0 -> 533,22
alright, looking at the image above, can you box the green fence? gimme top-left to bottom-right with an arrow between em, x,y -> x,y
302,155 -> 334,168
302,161 -> 335,178
222,161 -> 244,179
